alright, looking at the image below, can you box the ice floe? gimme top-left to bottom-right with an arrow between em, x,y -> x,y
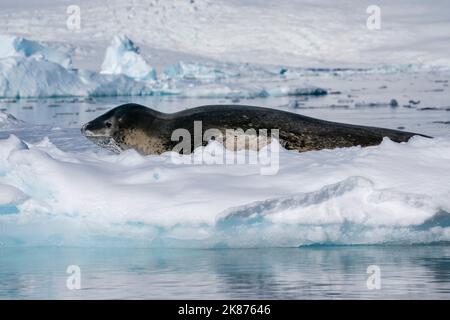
1,131 -> 450,247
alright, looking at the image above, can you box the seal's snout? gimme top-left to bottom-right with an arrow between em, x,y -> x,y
81,122 -> 94,136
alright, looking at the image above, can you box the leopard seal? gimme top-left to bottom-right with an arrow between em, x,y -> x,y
81,103 -> 430,155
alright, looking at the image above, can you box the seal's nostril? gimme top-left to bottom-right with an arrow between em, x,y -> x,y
81,123 -> 91,135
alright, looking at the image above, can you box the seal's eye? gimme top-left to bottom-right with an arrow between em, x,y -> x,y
105,121 -> 112,128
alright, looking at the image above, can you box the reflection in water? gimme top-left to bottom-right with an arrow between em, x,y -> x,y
0,246 -> 449,299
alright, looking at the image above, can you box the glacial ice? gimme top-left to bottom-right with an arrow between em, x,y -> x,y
0,128 -> 450,247
4,34 -> 435,100
0,34 -> 330,99
0,35 -> 72,68
164,61 -> 239,81
0,35 -> 155,98
100,35 -> 157,81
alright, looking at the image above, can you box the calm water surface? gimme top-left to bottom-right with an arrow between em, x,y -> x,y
0,246 -> 449,299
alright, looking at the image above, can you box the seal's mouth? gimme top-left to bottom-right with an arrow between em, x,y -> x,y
81,123 -> 122,153
81,123 -> 98,137
94,137 -> 122,153
85,136 -> 123,153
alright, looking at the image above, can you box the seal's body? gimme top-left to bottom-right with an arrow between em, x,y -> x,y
81,103 -> 429,155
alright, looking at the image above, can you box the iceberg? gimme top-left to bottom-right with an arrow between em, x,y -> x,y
0,57 -> 154,98
0,56 -> 85,98
0,34 -> 327,99
100,35 -> 157,81
0,35 -> 72,68
0,35 -> 156,98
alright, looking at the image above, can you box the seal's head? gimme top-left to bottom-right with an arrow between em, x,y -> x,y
81,104 -> 160,153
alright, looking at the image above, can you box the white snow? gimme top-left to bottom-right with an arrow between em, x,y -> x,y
1,0 -> 449,98
2,0 -> 450,69
101,35 -> 157,81
0,184 -> 28,206
1,132 -> 450,247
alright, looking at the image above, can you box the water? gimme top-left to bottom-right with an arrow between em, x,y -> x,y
0,245 -> 449,299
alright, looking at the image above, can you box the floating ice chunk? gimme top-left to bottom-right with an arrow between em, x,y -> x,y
0,52 -> 154,98
265,86 -> 327,97
0,56 -> 86,98
101,35 -> 157,81
0,35 -> 72,68
0,134 -> 450,247
0,34 -> 156,98
80,69 -> 153,96
164,61 -> 239,81
0,34 -> 329,98
170,82 -> 327,98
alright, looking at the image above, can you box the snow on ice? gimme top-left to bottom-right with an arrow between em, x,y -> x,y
101,35 -> 157,81
0,126 -> 450,247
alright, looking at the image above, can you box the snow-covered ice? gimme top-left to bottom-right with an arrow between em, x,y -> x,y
1,0 -> 450,99
2,0 -> 450,69
101,35 -> 157,81
0,35 -> 72,68
0,123 -> 450,247
0,35 -> 157,98
0,33 -> 329,99
163,61 -> 240,81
